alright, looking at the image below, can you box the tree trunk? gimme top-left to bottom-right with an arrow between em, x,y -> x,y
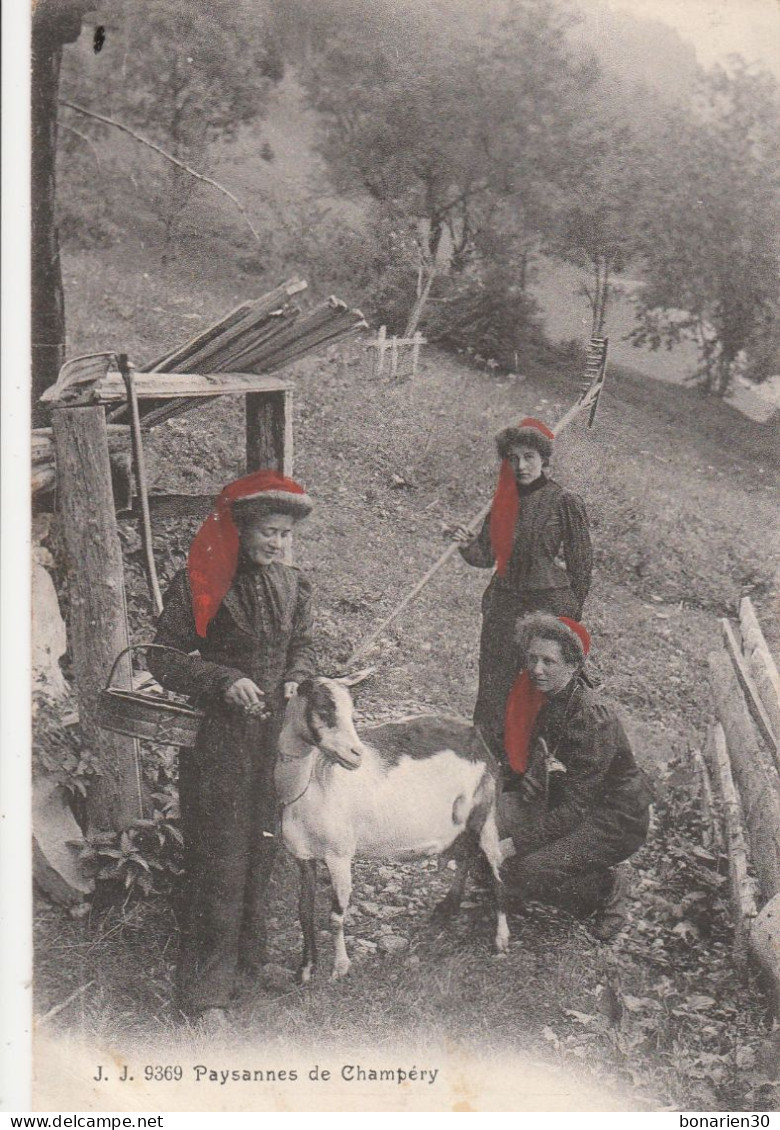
31,1 -> 92,420
52,406 -> 143,833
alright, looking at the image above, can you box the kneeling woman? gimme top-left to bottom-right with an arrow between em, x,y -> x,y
149,470 -> 316,1023
454,418 -> 592,759
500,614 -> 653,940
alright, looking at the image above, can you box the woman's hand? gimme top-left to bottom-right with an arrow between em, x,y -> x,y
284,681 -> 299,700
225,677 -> 268,716
450,524 -> 474,545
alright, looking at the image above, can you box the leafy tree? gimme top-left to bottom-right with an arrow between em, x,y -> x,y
629,62 -> 779,395
59,0 -> 283,254
284,0 -> 597,272
551,114 -> 646,336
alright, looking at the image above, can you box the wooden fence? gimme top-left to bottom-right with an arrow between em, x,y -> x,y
703,596 -> 780,1013
367,325 -> 426,380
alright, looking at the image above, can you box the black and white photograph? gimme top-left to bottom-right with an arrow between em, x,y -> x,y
6,0 -> 780,1114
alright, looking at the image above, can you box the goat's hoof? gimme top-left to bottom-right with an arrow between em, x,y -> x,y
431,897 -> 458,923
296,964 -> 316,985
492,950 -> 509,961
331,961 -> 351,980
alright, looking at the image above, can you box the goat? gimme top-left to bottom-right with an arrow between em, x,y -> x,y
275,677 -> 509,982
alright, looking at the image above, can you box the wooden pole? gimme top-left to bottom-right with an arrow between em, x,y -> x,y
375,326 -> 387,377
721,618 -> 779,769
245,388 -> 294,560
692,742 -> 723,852
704,724 -> 758,968
708,648 -> 780,902
52,406 -> 143,832
739,597 -> 780,740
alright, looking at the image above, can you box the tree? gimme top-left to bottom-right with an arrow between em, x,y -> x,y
32,0 -> 95,416
286,0 -> 597,273
59,0 -> 283,255
551,114 -> 646,336
629,62 -> 779,396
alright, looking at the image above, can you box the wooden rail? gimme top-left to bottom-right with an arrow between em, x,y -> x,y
704,597 -> 780,1013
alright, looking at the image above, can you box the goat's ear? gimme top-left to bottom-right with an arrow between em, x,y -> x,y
333,665 -> 376,688
296,678 -> 314,698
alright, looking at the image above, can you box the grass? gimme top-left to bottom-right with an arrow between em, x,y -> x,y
33,240 -> 780,1112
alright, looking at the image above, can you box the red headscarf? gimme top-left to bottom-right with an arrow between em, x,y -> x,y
489,418 -> 555,577
187,470 -> 311,637
504,616 -> 591,773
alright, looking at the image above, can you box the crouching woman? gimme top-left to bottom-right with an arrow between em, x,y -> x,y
148,470 -> 316,1024
500,614 -> 653,940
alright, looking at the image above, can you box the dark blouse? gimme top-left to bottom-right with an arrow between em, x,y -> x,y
459,476 -> 592,610
524,677 -> 653,840
148,560 -> 316,713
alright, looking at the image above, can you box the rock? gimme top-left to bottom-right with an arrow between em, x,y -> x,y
32,778 -> 93,906
378,904 -> 405,918
31,560 -> 68,700
359,901 -> 381,916
378,935 -> 410,954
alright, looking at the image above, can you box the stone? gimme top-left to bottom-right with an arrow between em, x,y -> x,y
378,935 -> 410,955
32,778 -> 93,906
31,559 -> 68,700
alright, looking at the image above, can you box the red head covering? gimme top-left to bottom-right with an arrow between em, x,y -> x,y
187,470 -> 312,637
503,615 -> 590,773
489,418 -> 555,577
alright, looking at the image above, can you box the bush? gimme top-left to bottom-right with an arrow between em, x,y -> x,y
425,267 -> 546,369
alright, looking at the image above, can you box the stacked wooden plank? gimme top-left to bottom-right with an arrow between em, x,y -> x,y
109,277 -> 367,428
32,424 -> 130,496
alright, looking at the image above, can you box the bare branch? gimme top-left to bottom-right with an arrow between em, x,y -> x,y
60,122 -> 103,172
59,99 -> 262,246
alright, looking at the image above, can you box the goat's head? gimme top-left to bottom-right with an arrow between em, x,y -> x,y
288,677 -> 364,770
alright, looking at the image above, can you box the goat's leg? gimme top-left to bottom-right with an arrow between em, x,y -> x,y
324,853 -> 353,979
432,834 -> 475,923
478,809 -> 510,955
297,858 -> 318,984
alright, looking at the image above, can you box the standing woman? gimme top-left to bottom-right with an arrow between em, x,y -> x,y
453,418 -> 592,759
148,470 -> 316,1026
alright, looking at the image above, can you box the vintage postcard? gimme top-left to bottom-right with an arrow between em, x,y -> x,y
5,0 -> 779,1115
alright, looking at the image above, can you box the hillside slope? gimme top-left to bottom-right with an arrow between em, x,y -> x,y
38,247 -> 778,1110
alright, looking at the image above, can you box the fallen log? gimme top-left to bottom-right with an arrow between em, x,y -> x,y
708,648 -> 780,903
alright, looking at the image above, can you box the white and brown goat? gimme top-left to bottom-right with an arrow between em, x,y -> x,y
275,677 -> 509,981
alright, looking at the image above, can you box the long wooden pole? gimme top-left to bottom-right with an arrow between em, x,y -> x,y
52,406 -> 143,832
344,389 -> 597,668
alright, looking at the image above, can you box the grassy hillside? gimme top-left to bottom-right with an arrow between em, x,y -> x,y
34,245 -> 779,1110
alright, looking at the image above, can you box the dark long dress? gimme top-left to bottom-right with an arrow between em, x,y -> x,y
459,474 -> 592,758
500,676 -> 653,915
148,559 -> 316,1016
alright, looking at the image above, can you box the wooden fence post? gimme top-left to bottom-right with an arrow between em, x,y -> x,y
245,388 -> 294,562
52,406 -> 143,832
245,388 -> 293,477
